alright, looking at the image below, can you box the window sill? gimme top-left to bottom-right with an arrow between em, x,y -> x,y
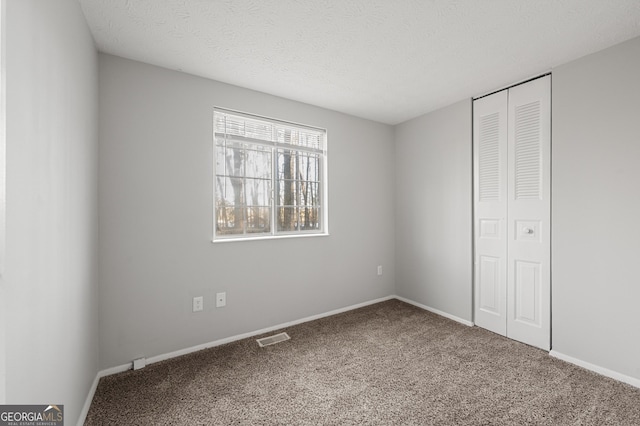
212,232 -> 330,244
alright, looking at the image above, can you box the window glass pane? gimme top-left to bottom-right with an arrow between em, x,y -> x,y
299,181 -> 320,207
215,207 -> 272,235
276,150 -> 296,208
245,146 -> 271,179
215,175 -> 244,207
277,206 -> 299,232
276,150 -> 321,208
298,153 -> 321,182
246,207 -> 271,234
216,206 -> 244,235
276,181 -> 320,207
276,149 -> 297,181
300,207 -> 321,230
245,178 -> 270,207
276,150 -> 320,181
216,143 -> 244,177
277,180 -> 295,207
215,145 -> 226,176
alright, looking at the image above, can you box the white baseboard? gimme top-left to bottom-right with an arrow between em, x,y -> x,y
549,350 -> 640,390
77,374 -> 99,426
76,362 -> 137,425
394,295 -> 474,327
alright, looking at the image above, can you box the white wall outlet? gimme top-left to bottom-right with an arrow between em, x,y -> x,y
377,265 -> 383,276
216,292 -> 226,308
192,296 -> 204,312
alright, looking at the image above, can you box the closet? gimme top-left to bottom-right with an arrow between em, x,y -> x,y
473,75 -> 550,350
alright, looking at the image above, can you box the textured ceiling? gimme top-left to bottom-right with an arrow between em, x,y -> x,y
79,0 -> 640,124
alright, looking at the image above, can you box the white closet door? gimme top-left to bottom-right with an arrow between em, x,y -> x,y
506,76 -> 551,350
473,90 -> 508,336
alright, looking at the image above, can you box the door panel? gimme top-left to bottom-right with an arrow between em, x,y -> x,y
473,90 -> 508,336
507,75 -> 551,350
479,255 -> 501,315
514,260 -> 541,325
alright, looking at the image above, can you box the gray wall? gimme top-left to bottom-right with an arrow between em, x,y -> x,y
552,36 -> 640,380
394,100 -> 473,322
98,54 -> 395,369
4,0 -> 99,422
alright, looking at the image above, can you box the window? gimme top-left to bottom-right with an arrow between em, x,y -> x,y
213,108 -> 327,241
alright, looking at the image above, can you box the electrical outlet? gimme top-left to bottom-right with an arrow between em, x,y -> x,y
377,265 -> 383,276
193,296 -> 204,312
216,292 -> 226,308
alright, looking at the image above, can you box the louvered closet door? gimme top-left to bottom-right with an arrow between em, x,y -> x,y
473,90 -> 508,336
506,76 -> 550,350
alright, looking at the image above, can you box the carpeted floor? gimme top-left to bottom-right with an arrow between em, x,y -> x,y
85,300 -> 640,425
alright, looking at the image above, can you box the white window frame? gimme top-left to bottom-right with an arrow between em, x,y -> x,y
213,107 -> 328,242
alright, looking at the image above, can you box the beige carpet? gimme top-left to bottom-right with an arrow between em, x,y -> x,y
85,300 -> 640,425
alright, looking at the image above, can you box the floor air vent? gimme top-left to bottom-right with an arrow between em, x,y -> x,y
256,332 -> 290,347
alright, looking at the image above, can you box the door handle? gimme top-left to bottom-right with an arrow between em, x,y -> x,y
523,227 -> 534,234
